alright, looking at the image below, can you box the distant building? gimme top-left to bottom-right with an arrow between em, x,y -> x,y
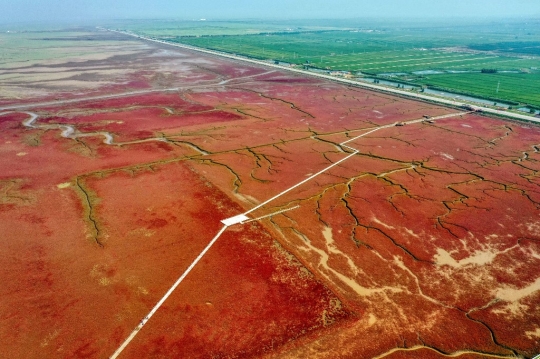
330,71 -> 351,77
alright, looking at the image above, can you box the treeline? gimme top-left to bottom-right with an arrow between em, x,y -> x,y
469,41 -> 540,56
175,30 -> 343,39
481,68 -> 498,73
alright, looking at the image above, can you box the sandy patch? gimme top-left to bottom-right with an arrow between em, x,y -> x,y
441,152 -> 454,160
234,193 -> 260,204
496,277 -> 540,302
434,242 -> 519,268
372,217 -> 395,229
435,248 -> 497,267
525,328 -> 540,340
492,301 -> 529,318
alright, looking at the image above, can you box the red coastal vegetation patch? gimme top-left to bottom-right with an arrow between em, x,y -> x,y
85,162 -> 351,358
1,44 -> 539,359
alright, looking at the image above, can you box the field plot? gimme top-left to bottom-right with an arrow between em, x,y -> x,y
419,72 -> 540,107
0,29 -> 539,359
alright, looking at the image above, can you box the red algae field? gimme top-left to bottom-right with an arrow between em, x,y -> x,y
0,31 -> 539,359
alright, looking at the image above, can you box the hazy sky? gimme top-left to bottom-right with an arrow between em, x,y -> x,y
1,0 -> 539,24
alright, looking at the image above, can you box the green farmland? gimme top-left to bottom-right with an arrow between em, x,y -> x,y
108,19 -> 345,37
417,72 -> 540,108
175,31 -> 540,71
131,21 -> 540,108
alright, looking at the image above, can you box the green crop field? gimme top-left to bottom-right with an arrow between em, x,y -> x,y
124,19 -> 540,108
111,19 -> 343,37
416,72 -> 540,107
175,33 -> 539,67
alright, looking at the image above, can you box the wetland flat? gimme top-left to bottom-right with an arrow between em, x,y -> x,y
0,28 -> 539,359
